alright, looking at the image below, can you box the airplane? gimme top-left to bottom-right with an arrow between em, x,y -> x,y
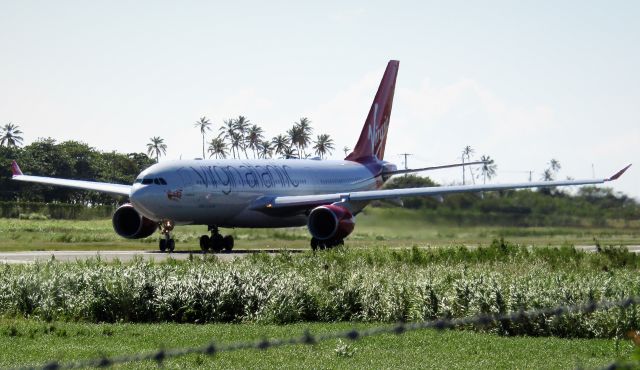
10,60 -> 631,252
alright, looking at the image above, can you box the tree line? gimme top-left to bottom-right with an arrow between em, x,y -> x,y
147,116 -> 337,161
0,138 -> 153,205
2,123 -> 638,226
380,175 -> 640,226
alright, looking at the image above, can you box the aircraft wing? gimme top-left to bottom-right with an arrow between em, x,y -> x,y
10,161 -> 131,197
381,161 -> 487,176
252,165 -> 632,211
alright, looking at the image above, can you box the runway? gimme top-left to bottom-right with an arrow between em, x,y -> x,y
0,249 -> 306,264
0,245 -> 638,264
575,245 -> 640,253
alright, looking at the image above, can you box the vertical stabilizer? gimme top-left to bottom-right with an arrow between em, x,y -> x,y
346,60 -> 399,162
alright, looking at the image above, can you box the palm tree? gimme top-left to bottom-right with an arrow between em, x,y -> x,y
287,125 -> 303,155
541,168 -> 554,181
343,146 -> 351,157
281,146 -> 298,159
229,132 -> 243,159
479,155 -> 497,184
313,134 -> 335,159
461,145 -> 474,184
246,124 -> 264,158
234,116 -> 251,158
207,137 -> 228,159
146,136 -> 167,162
295,117 -> 313,157
258,140 -> 273,159
219,118 -> 237,158
272,134 -> 291,157
541,158 -> 561,182
549,158 -> 561,173
194,116 -> 212,159
0,123 -> 24,147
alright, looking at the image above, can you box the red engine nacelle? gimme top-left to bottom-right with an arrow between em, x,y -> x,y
307,204 -> 355,241
112,203 -> 157,239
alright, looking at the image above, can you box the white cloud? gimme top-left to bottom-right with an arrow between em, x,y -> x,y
303,69 -> 637,199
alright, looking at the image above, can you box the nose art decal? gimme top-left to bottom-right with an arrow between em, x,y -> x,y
167,189 -> 183,201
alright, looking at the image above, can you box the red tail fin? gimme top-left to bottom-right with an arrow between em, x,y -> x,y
346,60 -> 399,162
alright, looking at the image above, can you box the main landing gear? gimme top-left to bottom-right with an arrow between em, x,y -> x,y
199,225 -> 234,253
158,220 -> 175,253
310,237 -> 344,251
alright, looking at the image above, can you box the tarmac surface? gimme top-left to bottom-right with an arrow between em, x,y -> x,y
0,249 -> 307,264
0,245 -> 639,264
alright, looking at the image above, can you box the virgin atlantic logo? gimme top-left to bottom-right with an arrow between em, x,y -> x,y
367,103 -> 390,158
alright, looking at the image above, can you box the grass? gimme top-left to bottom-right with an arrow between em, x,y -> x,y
0,319 -> 635,369
1,212 -> 640,369
2,243 -> 640,337
1,207 -> 639,251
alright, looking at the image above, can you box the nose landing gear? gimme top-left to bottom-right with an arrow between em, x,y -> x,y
158,220 -> 175,253
199,225 -> 234,253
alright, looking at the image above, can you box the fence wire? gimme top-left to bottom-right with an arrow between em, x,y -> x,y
14,296 -> 640,370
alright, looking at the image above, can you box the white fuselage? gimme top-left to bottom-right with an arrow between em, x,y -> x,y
129,158 -> 385,228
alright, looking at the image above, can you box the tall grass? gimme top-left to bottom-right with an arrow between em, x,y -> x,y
0,241 -> 639,338
0,202 -> 114,220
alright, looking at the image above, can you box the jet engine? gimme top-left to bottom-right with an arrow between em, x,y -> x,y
112,203 -> 157,239
307,204 -> 355,241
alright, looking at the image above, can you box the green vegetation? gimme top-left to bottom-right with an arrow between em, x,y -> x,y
1,207 -> 639,252
0,319 -> 633,369
0,139 -> 153,206
382,175 -> 640,228
1,242 -> 640,339
1,209 -> 640,252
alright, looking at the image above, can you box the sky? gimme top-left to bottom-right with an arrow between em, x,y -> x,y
1,1 -> 638,198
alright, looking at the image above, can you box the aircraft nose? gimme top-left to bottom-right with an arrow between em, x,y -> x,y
129,185 -> 156,217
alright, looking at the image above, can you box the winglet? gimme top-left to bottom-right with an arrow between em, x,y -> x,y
607,164 -> 632,181
10,160 -> 23,176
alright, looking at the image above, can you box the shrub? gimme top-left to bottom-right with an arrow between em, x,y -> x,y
0,244 -> 638,339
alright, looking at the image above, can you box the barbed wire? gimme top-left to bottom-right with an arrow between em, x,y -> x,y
15,296 -> 640,370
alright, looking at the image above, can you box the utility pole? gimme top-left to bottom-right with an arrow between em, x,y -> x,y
529,170 -> 532,182
398,153 -> 412,176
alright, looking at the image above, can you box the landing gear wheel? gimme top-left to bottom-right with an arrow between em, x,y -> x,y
159,239 -> 167,252
159,220 -> 176,253
223,235 -> 234,252
210,233 -> 224,252
310,238 -> 319,251
199,235 -> 210,252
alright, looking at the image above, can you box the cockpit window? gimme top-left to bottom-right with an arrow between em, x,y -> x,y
137,176 -> 167,185
138,177 -> 167,185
